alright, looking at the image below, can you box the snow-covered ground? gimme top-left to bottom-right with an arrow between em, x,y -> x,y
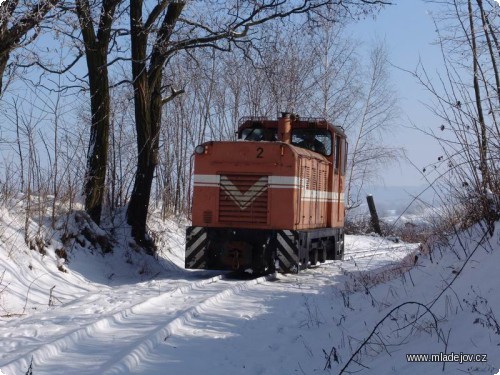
0,204 -> 499,375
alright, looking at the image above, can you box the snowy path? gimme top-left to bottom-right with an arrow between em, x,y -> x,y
0,235 -> 418,375
1,274 -> 277,374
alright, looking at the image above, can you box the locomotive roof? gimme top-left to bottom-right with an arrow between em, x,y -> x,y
238,116 -> 346,137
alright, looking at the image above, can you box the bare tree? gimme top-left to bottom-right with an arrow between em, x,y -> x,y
126,0 -> 390,250
311,21 -> 361,122
344,43 -> 401,209
0,0 -> 59,95
106,86 -> 137,216
413,0 -> 499,229
76,0 -> 124,225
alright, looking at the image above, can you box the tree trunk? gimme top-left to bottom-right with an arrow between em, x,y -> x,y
127,149 -> 156,250
126,48 -> 163,252
126,0 -> 154,250
126,76 -> 157,250
476,0 -> 500,108
126,1 -> 184,251
84,49 -> 111,225
77,0 -> 120,225
0,52 -> 8,94
468,0 -> 490,192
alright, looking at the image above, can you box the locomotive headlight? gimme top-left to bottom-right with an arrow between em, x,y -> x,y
194,145 -> 205,155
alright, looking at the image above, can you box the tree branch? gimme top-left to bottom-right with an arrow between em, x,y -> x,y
161,87 -> 185,105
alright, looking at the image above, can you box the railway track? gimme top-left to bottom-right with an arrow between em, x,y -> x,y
0,273 -> 275,374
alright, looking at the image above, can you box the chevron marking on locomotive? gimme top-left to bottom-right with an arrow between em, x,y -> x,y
220,175 -> 268,210
186,227 -> 208,268
194,174 -> 343,203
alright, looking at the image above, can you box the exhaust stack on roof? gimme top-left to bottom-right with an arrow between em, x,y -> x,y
278,112 -> 292,144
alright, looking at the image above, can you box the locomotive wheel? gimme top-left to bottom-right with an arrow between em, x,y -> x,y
318,245 -> 327,263
309,248 -> 319,267
335,238 -> 345,261
333,237 -> 344,260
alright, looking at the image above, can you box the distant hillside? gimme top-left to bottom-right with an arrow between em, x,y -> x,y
349,185 -> 439,223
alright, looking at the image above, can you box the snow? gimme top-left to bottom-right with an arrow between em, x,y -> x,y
0,204 -> 499,375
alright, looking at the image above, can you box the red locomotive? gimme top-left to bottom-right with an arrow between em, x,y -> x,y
185,113 -> 347,273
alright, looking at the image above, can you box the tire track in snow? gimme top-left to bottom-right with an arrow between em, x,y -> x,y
100,273 -> 276,375
0,273 -> 228,374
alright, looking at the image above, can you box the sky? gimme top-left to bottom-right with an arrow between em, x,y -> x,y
348,0 -> 450,187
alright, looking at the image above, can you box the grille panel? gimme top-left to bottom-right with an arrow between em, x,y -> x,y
219,174 -> 268,224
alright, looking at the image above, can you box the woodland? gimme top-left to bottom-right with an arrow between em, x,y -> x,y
0,0 -> 498,250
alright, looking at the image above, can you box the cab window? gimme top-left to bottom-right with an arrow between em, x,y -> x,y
342,140 -> 348,175
241,128 -> 277,141
291,129 -> 332,156
334,136 -> 341,172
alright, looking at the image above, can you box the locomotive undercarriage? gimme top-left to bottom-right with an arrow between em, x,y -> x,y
185,226 -> 344,274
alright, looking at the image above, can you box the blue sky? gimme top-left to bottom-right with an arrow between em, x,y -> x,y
349,0 -> 447,187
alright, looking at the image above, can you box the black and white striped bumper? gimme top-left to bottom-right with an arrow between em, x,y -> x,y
185,226 -> 301,273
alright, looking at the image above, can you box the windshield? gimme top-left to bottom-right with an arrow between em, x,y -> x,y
291,129 -> 332,156
241,128 -> 277,141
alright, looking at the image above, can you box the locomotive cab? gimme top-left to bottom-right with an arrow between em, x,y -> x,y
237,116 -> 338,159
186,113 -> 347,274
